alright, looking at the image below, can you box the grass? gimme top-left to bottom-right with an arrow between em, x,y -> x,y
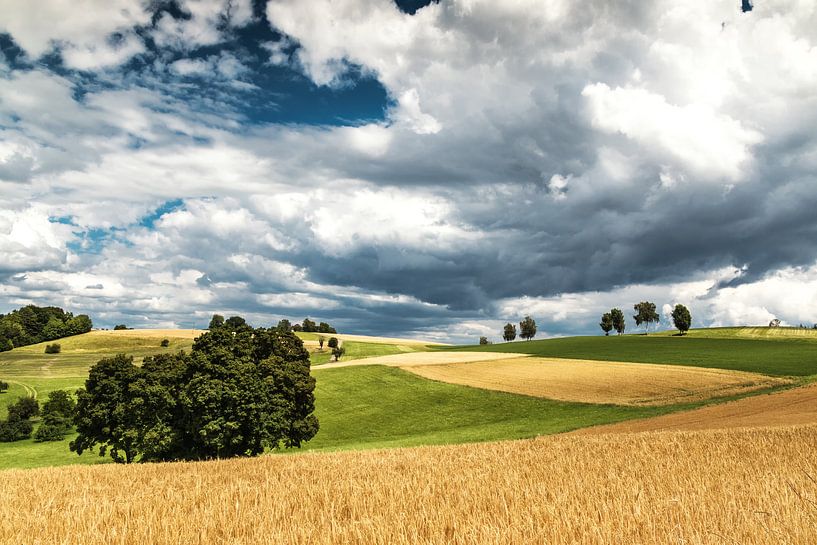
3,425 -> 816,544
452,334 -> 817,376
655,326 -> 817,341
310,340 -> 426,365
304,366 -> 681,451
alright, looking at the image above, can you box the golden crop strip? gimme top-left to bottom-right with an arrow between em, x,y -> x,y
403,357 -> 789,406
1,426 -> 816,544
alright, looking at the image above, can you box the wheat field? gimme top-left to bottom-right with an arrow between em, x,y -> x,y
2,425 -> 816,544
403,357 -> 789,405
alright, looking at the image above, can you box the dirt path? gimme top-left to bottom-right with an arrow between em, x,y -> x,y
571,382 -> 817,434
313,352 -> 529,369
6,379 -> 37,399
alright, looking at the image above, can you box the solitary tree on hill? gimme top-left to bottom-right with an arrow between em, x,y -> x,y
479,336 -> 489,345
610,308 -> 626,335
503,323 -> 517,342
519,316 -> 537,341
600,312 -> 613,336
671,304 -> 692,335
633,301 -> 659,334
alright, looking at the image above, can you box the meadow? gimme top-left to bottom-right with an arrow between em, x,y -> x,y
456,329 -> 817,375
2,425 -> 815,544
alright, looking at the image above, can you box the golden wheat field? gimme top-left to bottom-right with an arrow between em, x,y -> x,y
315,351 -> 527,369
1,426 -> 816,545
574,382 -> 817,434
402,357 -> 788,406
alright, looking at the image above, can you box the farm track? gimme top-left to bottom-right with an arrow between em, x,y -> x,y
572,382 -> 817,434
313,351 -> 529,369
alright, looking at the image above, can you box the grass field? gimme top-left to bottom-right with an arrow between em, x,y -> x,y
303,366 -> 671,451
404,357 -> 789,406
656,325 -> 817,341
2,425 -> 815,544
454,334 -> 817,375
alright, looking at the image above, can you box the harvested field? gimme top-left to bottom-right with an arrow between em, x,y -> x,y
314,351 -> 528,369
2,426 -> 816,544
298,331 -> 445,346
89,328 -> 206,339
403,357 -> 788,406
573,382 -> 817,434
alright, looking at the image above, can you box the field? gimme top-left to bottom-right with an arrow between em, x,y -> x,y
403,357 -> 790,406
2,425 -> 815,544
455,332 -> 817,375
573,381 -> 817,434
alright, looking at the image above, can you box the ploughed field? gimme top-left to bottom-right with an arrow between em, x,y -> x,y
0,326 -> 814,470
2,425 -> 815,544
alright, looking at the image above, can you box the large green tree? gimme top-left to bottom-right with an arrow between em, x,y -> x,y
633,301 -> 660,334
519,316 -> 537,341
671,304 -> 692,335
71,318 -> 319,463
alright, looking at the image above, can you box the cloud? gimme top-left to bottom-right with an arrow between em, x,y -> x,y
2,0 -> 817,340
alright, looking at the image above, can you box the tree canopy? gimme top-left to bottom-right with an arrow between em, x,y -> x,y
600,312 -> 613,336
671,304 -> 692,334
610,308 -> 626,335
519,316 -> 537,341
633,301 -> 660,334
502,323 -> 517,342
71,317 -> 319,463
0,305 -> 92,352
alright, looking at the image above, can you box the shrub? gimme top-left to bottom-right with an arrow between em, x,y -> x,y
327,337 -> 339,349
42,390 -> 76,419
34,421 -> 68,442
332,346 -> 346,361
479,336 -> 490,345
44,343 -> 61,354
0,419 -> 33,442
0,380 -> 8,393
7,396 -> 39,421
161,339 -> 170,347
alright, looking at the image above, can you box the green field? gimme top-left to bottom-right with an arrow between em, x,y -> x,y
304,366 -> 675,451
452,332 -> 817,376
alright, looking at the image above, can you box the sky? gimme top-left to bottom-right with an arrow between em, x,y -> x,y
1,0 -> 816,343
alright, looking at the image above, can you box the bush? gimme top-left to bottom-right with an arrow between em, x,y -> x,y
327,337 -> 339,349
42,390 -> 76,419
34,421 -> 68,442
332,346 -> 346,361
0,419 -> 33,442
161,338 -> 170,347
7,396 -> 39,421
0,380 -> 8,393
479,336 -> 490,345
44,343 -> 61,354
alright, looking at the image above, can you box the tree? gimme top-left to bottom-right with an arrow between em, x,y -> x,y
44,343 -> 61,354
502,323 -> 517,342
633,302 -> 659,334
224,316 -> 248,331
479,336 -> 490,345
671,304 -> 692,335
0,338 -> 12,352
292,323 -> 303,332
71,320 -> 319,463
332,346 -> 346,361
276,319 -> 292,333
0,380 -> 8,392
611,308 -> 626,335
301,318 -> 317,333
519,316 -> 537,341
113,324 -> 128,330
318,336 -> 326,350
600,313 -> 613,336
327,337 -> 339,349
318,322 -> 337,334
42,390 -> 76,418
0,419 -> 33,442
208,314 -> 225,330
160,339 -> 170,347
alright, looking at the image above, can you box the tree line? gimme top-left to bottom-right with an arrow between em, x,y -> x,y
209,315 -> 337,334
0,305 -> 92,352
600,302 -> 692,336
